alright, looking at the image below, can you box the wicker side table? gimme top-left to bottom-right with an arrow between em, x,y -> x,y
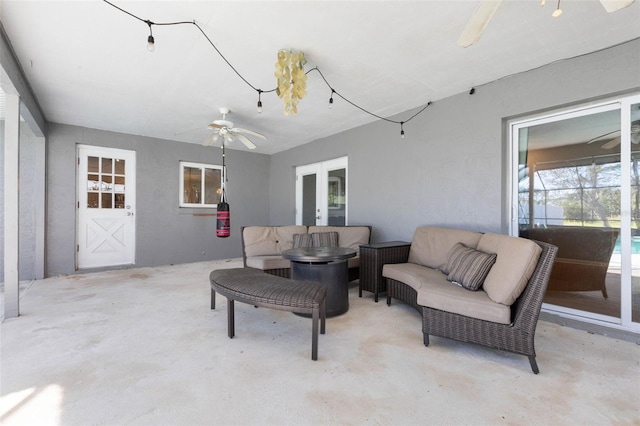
359,241 -> 411,302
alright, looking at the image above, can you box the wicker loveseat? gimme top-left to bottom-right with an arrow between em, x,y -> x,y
382,227 -> 557,374
241,225 -> 372,281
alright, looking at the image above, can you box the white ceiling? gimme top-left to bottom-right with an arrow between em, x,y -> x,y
1,1 -> 639,154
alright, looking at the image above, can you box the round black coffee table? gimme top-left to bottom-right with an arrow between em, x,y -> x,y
282,247 -> 357,317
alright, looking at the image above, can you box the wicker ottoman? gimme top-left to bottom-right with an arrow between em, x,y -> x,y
209,268 -> 327,360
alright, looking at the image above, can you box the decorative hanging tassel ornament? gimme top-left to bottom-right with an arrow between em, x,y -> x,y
216,143 -> 230,238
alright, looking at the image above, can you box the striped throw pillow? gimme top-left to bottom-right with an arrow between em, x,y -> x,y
444,243 -> 497,291
311,232 -> 339,248
292,233 -> 313,248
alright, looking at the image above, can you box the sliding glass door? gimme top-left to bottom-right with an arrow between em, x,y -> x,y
511,95 -> 640,332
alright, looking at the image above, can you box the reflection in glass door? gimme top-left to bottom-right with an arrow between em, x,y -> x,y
296,157 -> 348,226
512,95 -> 640,332
628,102 -> 640,324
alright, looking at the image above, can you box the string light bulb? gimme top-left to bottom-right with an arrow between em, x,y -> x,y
329,89 -> 335,109
552,0 -> 563,17
257,90 -> 263,113
400,122 -> 405,139
146,20 -> 155,52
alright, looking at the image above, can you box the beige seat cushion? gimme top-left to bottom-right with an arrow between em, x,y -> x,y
382,263 -> 433,291
477,233 -> 542,306
308,226 -> 370,254
243,226 -> 307,257
245,255 -> 291,270
418,278 -> 512,324
408,227 -> 482,270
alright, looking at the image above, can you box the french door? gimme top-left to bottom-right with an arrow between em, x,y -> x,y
77,145 -> 136,269
510,94 -> 640,333
295,157 -> 348,226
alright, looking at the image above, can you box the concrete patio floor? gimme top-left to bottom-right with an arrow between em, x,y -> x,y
1,258 -> 639,425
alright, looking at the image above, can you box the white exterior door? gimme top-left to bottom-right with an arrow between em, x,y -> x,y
295,157 -> 348,226
77,145 -> 136,269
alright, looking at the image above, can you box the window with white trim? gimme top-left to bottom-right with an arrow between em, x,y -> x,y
179,161 -> 222,208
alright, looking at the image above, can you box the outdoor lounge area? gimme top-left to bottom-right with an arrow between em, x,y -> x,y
2,2 -> 640,425
1,258 -> 639,424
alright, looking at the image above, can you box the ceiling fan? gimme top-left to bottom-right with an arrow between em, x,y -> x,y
457,0 -> 636,48
599,121 -> 640,149
176,107 -> 266,150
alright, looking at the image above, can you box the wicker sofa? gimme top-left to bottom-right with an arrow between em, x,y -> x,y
241,225 -> 372,281
382,227 -> 557,374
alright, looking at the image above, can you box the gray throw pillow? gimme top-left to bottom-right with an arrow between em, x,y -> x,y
311,232 -> 339,248
292,233 -> 313,248
444,242 -> 497,291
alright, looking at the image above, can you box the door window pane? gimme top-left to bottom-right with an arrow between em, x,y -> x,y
88,156 -> 99,173
328,169 -> 346,226
101,193 -> 112,209
115,193 -> 125,209
517,107 -> 621,319
102,157 -> 113,174
114,158 -> 125,174
302,174 -> 316,226
88,192 -> 99,208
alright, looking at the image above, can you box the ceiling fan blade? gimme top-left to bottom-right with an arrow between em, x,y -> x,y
457,0 -> 502,48
601,137 -> 621,149
600,0 -> 636,13
587,129 -> 620,144
174,126 -> 206,135
235,133 -> 257,150
232,127 -> 267,140
208,123 -> 225,130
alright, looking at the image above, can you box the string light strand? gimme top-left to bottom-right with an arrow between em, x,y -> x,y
102,0 -> 431,135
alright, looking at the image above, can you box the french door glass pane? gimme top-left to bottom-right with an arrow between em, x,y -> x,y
302,174 -> 316,226
518,107 -> 622,319
328,168 -> 346,226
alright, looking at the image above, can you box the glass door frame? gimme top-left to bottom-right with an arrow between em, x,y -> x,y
295,156 -> 348,226
508,94 -> 640,333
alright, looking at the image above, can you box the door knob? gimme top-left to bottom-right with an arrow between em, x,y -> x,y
316,216 -> 321,219
127,212 -> 134,216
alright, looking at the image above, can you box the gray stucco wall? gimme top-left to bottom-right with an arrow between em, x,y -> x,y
269,39 -> 640,243
0,120 -> 41,282
46,124 -> 270,276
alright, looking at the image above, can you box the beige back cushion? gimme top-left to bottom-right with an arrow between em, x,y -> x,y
308,226 -> 370,253
408,227 -> 482,270
243,226 -> 308,257
477,233 -> 542,306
